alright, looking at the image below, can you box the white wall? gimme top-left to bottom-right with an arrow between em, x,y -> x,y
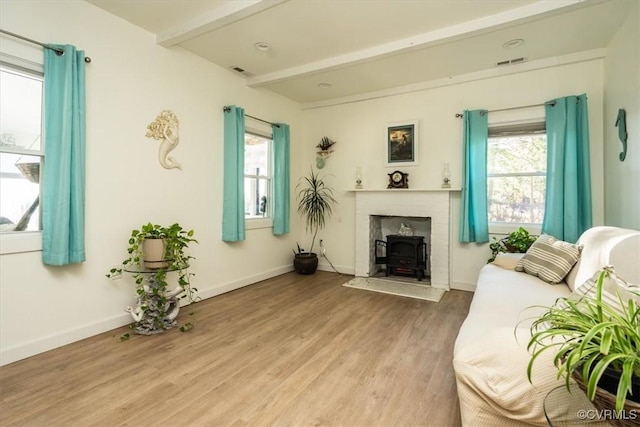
1,0 -> 627,366
0,0 -> 302,365
604,2 -> 640,230
301,59 -> 606,290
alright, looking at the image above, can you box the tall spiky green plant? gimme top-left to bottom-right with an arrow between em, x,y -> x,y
525,268 -> 640,412
296,169 -> 337,254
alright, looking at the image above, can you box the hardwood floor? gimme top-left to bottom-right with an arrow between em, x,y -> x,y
0,271 -> 473,427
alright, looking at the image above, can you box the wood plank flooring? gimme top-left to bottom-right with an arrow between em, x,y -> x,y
0,271 -> 473,427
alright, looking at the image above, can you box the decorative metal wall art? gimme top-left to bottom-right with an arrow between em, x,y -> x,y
615,108 -> 628,162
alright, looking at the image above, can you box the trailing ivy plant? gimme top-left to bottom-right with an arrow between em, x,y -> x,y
488,226 -> 538,262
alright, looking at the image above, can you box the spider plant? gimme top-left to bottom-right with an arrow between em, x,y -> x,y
526,268 -> 640,412
296,169 -> 337,254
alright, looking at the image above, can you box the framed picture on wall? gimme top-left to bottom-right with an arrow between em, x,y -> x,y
386,120 -> 419,166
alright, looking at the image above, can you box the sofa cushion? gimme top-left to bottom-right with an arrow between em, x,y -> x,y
491,252 -> 523,270
454,326 -> 563,426
515,234 -> 581,284
453,264 -> 572,425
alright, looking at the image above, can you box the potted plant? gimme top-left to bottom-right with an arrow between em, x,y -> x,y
107,222 -> 199,335
525,267 -> 640,422
294,169 -> 337,274
488,226 -> 538,262
135,222 -> 169,269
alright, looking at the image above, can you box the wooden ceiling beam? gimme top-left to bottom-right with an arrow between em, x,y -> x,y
246,0 -> 587,88
157,0 -> 287,47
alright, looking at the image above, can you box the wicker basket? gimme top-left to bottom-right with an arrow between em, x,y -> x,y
500,237 -> 522,253
572,370 -> 640,427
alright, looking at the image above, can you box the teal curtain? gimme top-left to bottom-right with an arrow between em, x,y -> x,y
542,94 -> 592,243
42,45 -> 86,265
272,123 -> 290,235
459,110 -> 489,243
222,106 -> 245,242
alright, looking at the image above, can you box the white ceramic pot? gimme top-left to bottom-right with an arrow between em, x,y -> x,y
142,238 -> 168,269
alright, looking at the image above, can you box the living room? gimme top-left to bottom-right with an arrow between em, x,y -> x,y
0,0 -> 638,425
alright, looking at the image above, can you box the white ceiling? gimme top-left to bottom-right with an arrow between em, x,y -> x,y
86,0 -> 634,106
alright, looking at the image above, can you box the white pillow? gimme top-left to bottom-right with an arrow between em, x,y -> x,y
491,252 -> 523,270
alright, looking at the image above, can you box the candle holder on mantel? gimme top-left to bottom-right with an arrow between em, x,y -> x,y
355,166 -> 363,189
442,162 -> 451,188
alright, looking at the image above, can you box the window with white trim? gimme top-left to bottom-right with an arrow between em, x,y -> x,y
244,131 -> 272,219
487,122 -> 546,226
0,64 -> 43,233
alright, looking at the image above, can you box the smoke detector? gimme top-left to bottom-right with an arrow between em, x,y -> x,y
503,38 -> 524,49
254,42 -> 271,52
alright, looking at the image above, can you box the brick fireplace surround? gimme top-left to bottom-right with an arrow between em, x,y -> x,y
354,189 -> 456,290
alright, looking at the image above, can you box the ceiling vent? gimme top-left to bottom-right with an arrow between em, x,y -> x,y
229,65 -> 253,77
496,57 -> 527,66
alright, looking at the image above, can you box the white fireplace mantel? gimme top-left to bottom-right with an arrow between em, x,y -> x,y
354,189 -> 456,290
347,188 -> 461,193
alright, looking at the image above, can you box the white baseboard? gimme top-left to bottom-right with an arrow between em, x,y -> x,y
196,265 -> 294,300
450,281 -> 476,292
317,260 -> 354,275
0,265 -> 294,367
0,314 -> 132,367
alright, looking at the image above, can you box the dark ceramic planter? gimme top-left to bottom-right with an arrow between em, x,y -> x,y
293,252 -> 318,275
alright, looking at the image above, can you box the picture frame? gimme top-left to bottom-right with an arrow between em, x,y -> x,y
386,120 -> 419,166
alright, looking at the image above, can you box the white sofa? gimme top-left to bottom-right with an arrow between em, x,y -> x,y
453,226 -> 640,426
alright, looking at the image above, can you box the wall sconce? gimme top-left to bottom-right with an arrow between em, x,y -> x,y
316,136 -> 336,169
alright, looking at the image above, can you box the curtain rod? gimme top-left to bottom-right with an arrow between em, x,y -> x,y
0,29 -> 92,63
454,101 -> 558,118
223,106 -> 280,128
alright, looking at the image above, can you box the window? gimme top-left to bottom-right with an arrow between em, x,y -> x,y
244,131 -> 272,219
0,64 -> 43,233
487,122 -> 546,226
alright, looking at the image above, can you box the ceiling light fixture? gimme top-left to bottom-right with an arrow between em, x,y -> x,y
254,42 -> 271,52
503,38 -> 524,49
318,83 -> 332,89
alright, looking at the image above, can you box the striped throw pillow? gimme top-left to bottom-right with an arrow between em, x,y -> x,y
515,234 -> 582,283
575,266 -> 640,313
551,267 -> 639,320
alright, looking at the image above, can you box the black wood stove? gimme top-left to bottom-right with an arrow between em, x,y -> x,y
375,235 -> 428,281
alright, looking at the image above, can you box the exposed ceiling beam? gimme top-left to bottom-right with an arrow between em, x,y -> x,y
301,49 -> 606,110
247,0 -> 589,88
157,0 -> 287,47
